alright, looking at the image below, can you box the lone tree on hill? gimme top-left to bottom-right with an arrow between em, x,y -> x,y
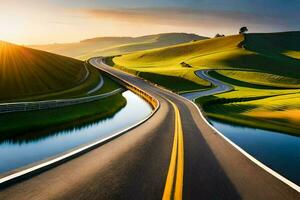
215,33 -> 225,38
239,26 -> 248,34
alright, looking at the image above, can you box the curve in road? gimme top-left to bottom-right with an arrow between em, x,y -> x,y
87,73 -> 104,95
0,57 -> 299,200
182,70 -> 233,100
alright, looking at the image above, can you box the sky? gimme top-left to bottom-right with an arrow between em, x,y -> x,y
0,0 -> 299,44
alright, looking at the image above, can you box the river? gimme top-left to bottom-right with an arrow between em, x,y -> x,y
210,119 -> 300,185
0,90 -> 152,174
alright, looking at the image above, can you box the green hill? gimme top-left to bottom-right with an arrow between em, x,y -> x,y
30,33 -> 208,60
113,31 -> 300,85
0,41 -> 88,101
0,41 -> 126,139
112,34 -> 245,87
112,31 -> 300,135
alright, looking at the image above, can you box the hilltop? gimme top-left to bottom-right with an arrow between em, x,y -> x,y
30,33 -> 208,59
0,41 -> 89,101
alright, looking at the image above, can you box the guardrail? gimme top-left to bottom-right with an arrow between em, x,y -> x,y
0,58 -> 157,114
0,88 -> 123,114
89,58 -> 159,110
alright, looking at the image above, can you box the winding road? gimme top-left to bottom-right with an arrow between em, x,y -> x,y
182,70 -> 233,100
0,57 -> 299,199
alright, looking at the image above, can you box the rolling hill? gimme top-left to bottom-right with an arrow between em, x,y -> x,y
112,31 -> 300,134
113,31 -> 300,85
30,33 -> 208,60
0,41 -> 89,101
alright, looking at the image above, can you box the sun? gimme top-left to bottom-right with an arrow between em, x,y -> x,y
0,10 -> 28,43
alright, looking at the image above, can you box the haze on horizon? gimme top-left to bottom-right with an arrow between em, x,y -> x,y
0,0 -> 299,45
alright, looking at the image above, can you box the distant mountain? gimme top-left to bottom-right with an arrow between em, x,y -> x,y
30,33 -> 208,60
0,41 -> 85,101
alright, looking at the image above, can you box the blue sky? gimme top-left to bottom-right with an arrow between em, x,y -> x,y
53,0 -> 300,14
0,0 -> 299,44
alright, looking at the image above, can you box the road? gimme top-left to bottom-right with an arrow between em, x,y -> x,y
0,57 -> 299,200
182,70 -> 233,100
87,73 -> 104,95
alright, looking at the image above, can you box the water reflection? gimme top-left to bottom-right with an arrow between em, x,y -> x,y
210,119 -> 300,185
0,91 -> 152,174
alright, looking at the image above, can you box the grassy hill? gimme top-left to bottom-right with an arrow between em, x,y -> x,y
30,33 -> 207,60
0,40 -> 126,140
112,34 -> 245,88
0,41 -> 89,101
112,31 -> 300,135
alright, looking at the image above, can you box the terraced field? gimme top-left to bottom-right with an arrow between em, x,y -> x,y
112,31 -> 300,135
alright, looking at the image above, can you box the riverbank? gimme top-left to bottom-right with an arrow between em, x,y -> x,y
197,70 -> 300,136
210,119 -> 300,186
0,91 -> 153,174
0,93 -> 126,141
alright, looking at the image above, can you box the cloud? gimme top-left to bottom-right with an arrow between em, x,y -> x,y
81,7 -> 299,33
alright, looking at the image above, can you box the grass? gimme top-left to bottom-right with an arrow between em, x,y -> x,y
197,72 -> 300,135
138,72 -> 205,93
113,32 -> 300,82
208,71 -> 300,89
211,70 -> 300,89
0,93 -> 126,142
108,59 -> 206,93
0,42 -> 123,102
0,41 -> 86,101
112,35 -> 248,88
113,31 -> 300,135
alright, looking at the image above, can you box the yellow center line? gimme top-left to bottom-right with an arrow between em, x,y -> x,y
163,100 -> 184,200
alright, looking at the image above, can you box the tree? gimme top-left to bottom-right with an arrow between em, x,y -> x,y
215,33 -> 225,38
239,26 -> 248,34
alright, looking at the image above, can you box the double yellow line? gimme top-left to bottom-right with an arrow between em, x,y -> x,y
162,100 -> 184,200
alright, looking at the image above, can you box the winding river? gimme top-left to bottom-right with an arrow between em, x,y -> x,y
0,90 -> 152,174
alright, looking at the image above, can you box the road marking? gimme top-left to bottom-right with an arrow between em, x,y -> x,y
163,100 -> 184,200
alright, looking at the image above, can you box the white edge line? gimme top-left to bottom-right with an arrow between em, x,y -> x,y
0,62 -> 160,186
185,71 -> 300,192
187,97 -> 300,193
136,69 -> 300,193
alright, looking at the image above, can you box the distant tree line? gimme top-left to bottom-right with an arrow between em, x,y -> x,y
214,26 -> 248,38
215,33 -> 225,38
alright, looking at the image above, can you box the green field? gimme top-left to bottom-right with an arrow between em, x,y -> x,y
112,31 -> 300,135
30,33 -> 207,60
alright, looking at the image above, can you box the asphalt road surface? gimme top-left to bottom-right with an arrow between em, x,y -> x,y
182,70 -> 233,100
0,57 -> 299,200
